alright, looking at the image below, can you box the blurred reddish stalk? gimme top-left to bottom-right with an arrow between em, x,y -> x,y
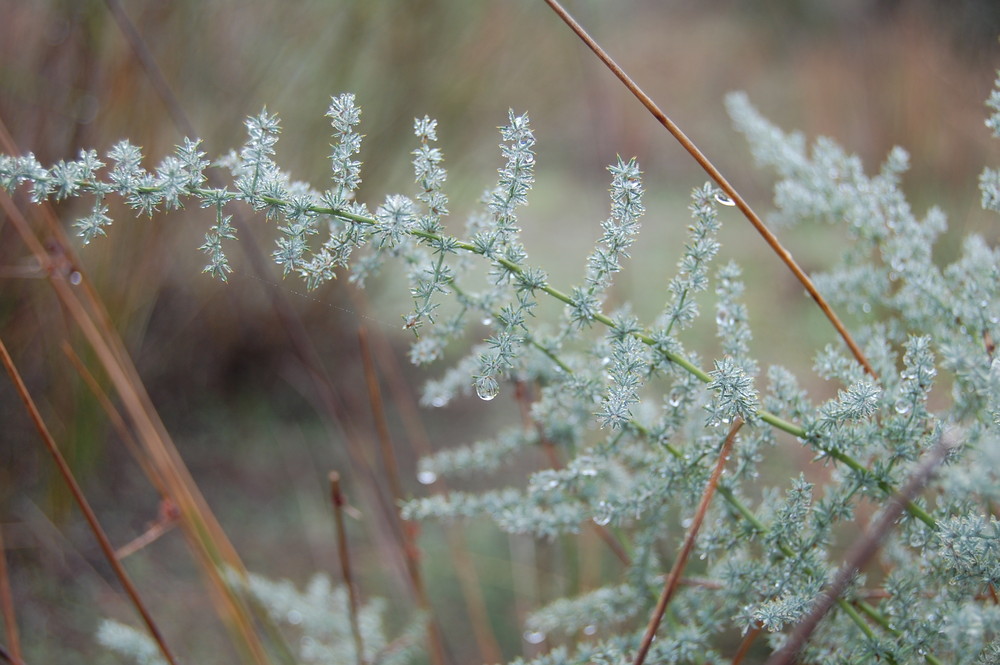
330,472 -> 366,665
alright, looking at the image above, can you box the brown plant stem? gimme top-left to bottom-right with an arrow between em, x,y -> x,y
634,418 -> 744,665
0,337 -> 178,665
541,0 -> 875,378
731,624 -> 762,665
330,472 -> 366,665
0,527 -> 21,665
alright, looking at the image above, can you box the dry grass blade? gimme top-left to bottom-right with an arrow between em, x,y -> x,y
0,337 -> 179,665
541,0 -> 876,378
634,418 -> 744,665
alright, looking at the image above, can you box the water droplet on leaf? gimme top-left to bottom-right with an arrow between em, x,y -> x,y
583,625 -> 597,636
475,377 -> 499,401
894,398 -> 911,415
418,470 -> 437,485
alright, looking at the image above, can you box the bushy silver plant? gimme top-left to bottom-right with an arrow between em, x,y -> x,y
4,65 -> 1000,665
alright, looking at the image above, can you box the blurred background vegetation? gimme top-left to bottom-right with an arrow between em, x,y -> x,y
0,0 -> 998,662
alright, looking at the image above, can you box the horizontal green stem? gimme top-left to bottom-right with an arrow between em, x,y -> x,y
83,182 -> 939,529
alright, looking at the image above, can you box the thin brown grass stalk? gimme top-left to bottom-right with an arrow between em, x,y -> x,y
633,418 -> 744,665
330,472 -> 366,665
357,327 -> 449,665
0,337 -> 179,665
541,0 -> 876,379
0,526 -> 21,665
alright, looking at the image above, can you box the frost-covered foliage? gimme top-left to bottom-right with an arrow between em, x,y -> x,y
5,72 -> 1000,665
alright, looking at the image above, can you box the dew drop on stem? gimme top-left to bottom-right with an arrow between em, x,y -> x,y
714,192 -> 736,207
417,470 -> 437,485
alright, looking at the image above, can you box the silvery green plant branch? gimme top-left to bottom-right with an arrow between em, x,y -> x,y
5,73 -> 1000,664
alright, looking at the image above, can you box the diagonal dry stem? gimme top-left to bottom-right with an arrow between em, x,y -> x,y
764,429 -> 957,665
541,0 -> 876,378
634,418 -> 744,665
0,337 -> 179,665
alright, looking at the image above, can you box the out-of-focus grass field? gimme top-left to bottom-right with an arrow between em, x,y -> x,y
0,1 -> 998,663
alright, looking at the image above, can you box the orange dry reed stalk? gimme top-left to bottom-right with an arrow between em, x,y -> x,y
541,0 -> 876,379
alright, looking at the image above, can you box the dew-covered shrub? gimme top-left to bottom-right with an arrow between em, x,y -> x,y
4,55 -> 1000,665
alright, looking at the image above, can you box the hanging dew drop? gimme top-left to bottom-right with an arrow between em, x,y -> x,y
417,470 -> 438,485
475,377 -> 499,401
583,625 -> 597,636
523,630 -> 546,644
431,395 -> 447,408
894,398 -> 911,415
714,192 -> 736,207
481,316 -> 493,326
